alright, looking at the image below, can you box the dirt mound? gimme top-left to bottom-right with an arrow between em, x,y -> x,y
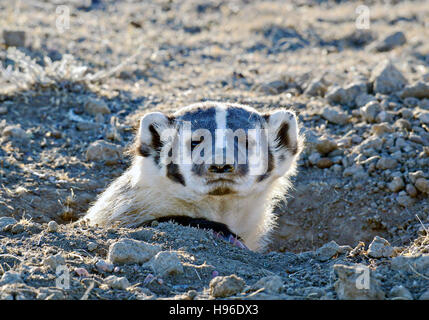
0,220 -> 427,300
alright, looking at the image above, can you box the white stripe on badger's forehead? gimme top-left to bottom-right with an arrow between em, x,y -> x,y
215,103 -> 227,148
215,103 -> 227,130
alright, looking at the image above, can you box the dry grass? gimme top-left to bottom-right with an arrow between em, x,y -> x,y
401,217 -> 429,257
0,46 -> 146,94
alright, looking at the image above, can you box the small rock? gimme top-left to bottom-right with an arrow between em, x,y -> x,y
400,81 -> 429,99
0,271 -> 23,286
252,276 -> 283,294
210,275 -> 245,298
371,60 -> 407,94
360,101 -> 382,123
399,108 -> 413,119
87,242 -> 98,251
404,96 -> 419,108
406,184 -> 418,197
415,178 -> 429,194
420,98 -> 429,109
321,106 -> 349,125
372,123 -> 393,136
325,81 -> 367,107
108,239 -> 161,265
3,30 -> 26,47
257,80 -> 287,95
86,140 -> 122,163
333,264 -> 385,300
389,285 -> 413,300
315,137 -> 338,154
419,290 -> 429,300
397,195 -> 415,207
375,110 -> 393,123
317,158 -> 333,169
104,275 -> 130,290
76,122 -> 100,131
149,251 -> 184,276
84,98 -> 111,116
391,255 -> 429,274
0,217 -> 17,231
325,86 -> 348,106
1,125 -> 28,140
376,157 -> 398,170
409,171 -> 425,184
0,106 -> 8,115
418,112 -> 429,125
367,236 -> 393,258
47,221 -> 58,233
355,93 -> 376,107
43,253 -> 66,271
409,133 -> 425,145
374,31 -> 406,52
394,119 -> 411,131
308,152 -> 321,165
388,177 -> 404,192
95,113 -> 105,124
129,229 -> 154,241
95,259 -> 114,273
304,78 -> 327,97
315,241 -> 340,262
75,267 -> 90,277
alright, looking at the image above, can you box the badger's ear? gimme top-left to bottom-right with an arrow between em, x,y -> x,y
136,112 -> 174,157
264,110 -> 300,156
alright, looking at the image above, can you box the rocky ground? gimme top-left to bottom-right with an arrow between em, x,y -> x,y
0,0 -> 428,299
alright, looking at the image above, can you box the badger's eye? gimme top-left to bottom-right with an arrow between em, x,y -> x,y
191,137 -> 204,151
246,137 -> 256,149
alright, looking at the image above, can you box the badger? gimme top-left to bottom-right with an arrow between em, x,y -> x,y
82,101 -> 303,251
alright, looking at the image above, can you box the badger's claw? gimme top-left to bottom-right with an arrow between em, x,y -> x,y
212,231 -> 248,250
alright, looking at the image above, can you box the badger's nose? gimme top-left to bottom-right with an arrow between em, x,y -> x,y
208,164 -> 235,174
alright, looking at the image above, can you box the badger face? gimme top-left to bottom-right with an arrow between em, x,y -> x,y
135,102 -> 301,198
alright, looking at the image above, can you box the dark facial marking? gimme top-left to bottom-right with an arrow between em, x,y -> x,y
149,124 -> 163,151
135,124 -> 165,163
136,142 -> 151,157
192,163 -> 205,176
257,149 -> 274,182
166,163 -> 186,186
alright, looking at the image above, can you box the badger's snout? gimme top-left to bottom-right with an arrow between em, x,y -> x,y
208,164 -> 234,174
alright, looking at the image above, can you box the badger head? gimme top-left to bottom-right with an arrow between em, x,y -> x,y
135,102 -> 302,198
